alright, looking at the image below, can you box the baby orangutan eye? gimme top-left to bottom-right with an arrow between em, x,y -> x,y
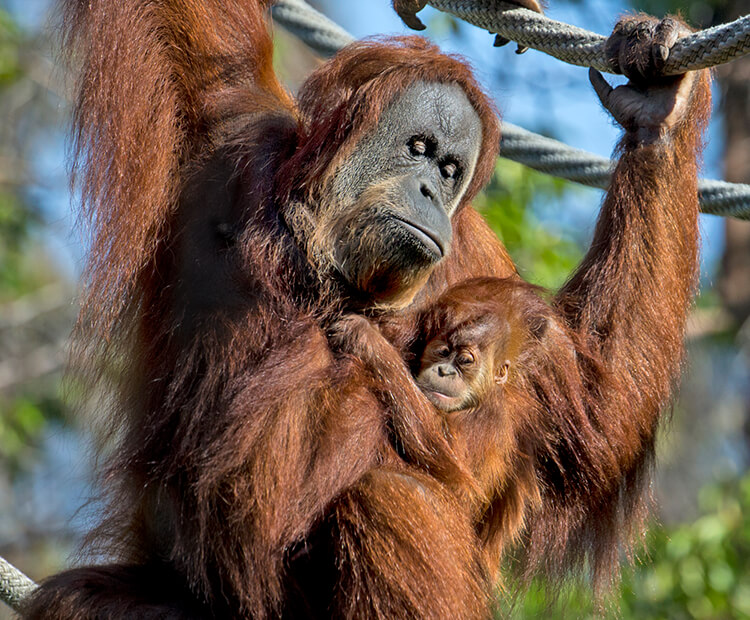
456,351 -> 475,366
436,345 -> 451,358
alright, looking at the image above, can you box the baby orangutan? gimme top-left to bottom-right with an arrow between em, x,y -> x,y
407,277 -> 562,417
330,277 -> 541,419
330,277 -> 560,572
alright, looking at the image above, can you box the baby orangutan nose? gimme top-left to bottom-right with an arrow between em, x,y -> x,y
437,363 -> 457,378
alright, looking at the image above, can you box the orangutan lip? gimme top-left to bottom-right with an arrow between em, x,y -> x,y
422,389 -> 462,411
426,390 -> 451,401
392,216 -> 445,258
425,389 -> 457,401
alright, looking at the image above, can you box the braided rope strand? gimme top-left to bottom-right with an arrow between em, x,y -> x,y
432,1 -> 612,70
272,0 -> 750,75
501,123 -> 750,219
500,123 -> 614,186
271,0 -> 355,56
0,556 -> 36,611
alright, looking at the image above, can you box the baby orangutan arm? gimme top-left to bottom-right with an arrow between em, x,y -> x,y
328,314 -> 472,489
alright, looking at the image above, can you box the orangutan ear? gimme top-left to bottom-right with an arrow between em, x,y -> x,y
495,360 -> 510,385
529,314 -> 550,340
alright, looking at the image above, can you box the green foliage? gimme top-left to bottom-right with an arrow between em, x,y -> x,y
0,396 -> 61,476
618,477 -> 750,619
0,191 -> 48,300
476,159 -> 585,289
0,11 -> 47,301
0,9 -> 67,475
498,475 -> 750,618
0,9 -> 22,84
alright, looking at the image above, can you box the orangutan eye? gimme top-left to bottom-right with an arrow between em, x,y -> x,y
441,161 -> 458,180
435,345 -> 451,358
409,137 -> 428,157
456,351 -> 475,366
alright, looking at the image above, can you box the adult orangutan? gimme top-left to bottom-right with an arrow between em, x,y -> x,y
22,0 -> 711,616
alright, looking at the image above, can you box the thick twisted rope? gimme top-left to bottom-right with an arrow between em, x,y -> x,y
0,555 -> 36,611
272,0 -> 750,75
428,0 -> 750,75
271,0 -> 355,56
272,0 -> 750,219
501,123 -> 750,219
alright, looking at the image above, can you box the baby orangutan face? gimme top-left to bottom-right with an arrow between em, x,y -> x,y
415,320 -> 510,413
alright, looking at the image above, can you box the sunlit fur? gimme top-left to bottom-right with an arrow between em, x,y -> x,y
22,1 -> 711,618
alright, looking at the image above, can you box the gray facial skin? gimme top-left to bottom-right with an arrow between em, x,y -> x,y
332,80 -> 483,220
321,81 -> 483,305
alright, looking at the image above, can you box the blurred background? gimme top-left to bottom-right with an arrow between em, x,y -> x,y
0,0 -> 749,617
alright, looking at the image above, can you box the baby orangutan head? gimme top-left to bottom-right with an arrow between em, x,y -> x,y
416,316 -> 511,413
413,277 -> 541,413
